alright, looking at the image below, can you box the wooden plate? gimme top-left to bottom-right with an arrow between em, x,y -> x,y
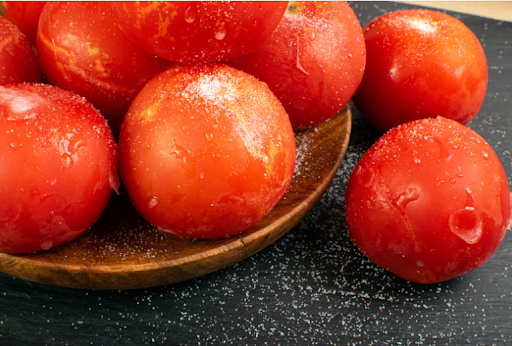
0,105 -> 351,290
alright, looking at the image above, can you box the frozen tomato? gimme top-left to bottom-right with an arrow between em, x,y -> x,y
0,83 -> 119,254
36,1 -> 174,134
345,117 -> 510,284
1,1 -> 46,46
111,1 -> 287,63
119,63 -> 296,239
352,9 -> 488,132
0,16 -> 43,85
226,1 -> 366,130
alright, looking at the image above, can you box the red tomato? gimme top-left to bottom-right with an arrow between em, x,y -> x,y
111,1 -> 287,63
226,1 -> 366,130
1,1 -> 46,46
352,9 -> 488,133
0,83 -> 119,254
118,63 -> 296,239
0,16 -> 43,85
36,1 -> 174,134
345,117 -> 510,284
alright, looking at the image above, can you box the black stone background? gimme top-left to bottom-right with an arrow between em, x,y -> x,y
1,2 -> 511,345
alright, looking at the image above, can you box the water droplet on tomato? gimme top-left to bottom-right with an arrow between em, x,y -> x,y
294,58 -> 309,79
413,157 -> 421,164
7,112 -> 36,121
40,193 -> 51,201
292,41 -> 309,81
9,141 -> 23,149
60,137 -> 71,154
482,151 -> 489,159
184,5 -> 196,23
148,197 -> 159,209
396,184 -> 421,208
163,138 -> 189,162
304,27 -> 316,41
200,172 -> 205,179
416,260 -> 425,267
448,207 -> 483,244
157,226 -> 180,237
40,240 -> 53,251
92,126 -> 102,136
434,136 -> 454,162
463,188 -> 475,208
58,133 -> 87,169
214,26 -> 227,41
205,132 -> 214,142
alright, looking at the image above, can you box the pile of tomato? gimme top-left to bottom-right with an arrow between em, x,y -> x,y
0,1 -> 509,285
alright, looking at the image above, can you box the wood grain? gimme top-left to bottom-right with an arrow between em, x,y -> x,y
0,105 -> 351,290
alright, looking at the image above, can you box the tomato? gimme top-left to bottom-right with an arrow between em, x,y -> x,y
0,16 -> 43,85
226,1 -> 365,130
345,117 -> 510,284
0,83 -> 119,254
1,1 -> 46,46
36,1 -> 174,134
352,9 -> 488,133
118,63 -> 296,239
111,1 -> 287,63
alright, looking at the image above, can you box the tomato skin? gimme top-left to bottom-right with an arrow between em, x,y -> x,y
119,63 -> 296,239
345,117 -> 510,284
0,83 -> 119,254
0,16 -> 43,85
226,1 -> 365,130
352,9 -> 488,133
36,1 -> 174,134
1,1 -> 46,46
111,1 -> 287,63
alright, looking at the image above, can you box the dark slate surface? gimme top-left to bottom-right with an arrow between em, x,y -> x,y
1,2 -> 511,345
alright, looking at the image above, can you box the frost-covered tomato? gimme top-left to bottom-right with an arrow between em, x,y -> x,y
119,63 -> 296,239
1,1 -> 46,46
226,1 -> 365,130
111,1 -> 287,63
0,16 -> 43,85
345,117 -> 510,284
36,1 -> 174,134
352,9 -> 488,133
0,83 -> 119,254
